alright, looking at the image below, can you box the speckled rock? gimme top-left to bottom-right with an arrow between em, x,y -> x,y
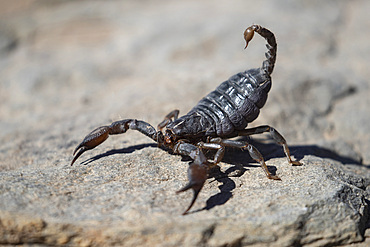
0,0 -> 369,246
0,154 -> 368,246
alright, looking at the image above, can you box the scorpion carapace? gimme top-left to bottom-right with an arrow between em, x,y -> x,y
71,24 -> 301,215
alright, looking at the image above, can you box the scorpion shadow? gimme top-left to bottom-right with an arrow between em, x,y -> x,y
246,138 -> 366,167
76,138 -> 367,213
79,143 -> 158,166
192,137 -> 368,213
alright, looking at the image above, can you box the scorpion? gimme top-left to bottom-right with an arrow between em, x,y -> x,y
71,24 -> 302,215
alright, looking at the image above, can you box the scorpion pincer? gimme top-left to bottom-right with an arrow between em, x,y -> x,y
71,24 -> 302,215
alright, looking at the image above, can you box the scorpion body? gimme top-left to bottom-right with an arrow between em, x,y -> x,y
71,25 -> 301,215
167,26 -> 276,139
168,68 -> 270,138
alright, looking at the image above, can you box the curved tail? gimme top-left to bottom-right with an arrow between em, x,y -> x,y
244,24 -> 277,75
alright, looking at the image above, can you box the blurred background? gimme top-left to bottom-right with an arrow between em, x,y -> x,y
0,0 -> 369,170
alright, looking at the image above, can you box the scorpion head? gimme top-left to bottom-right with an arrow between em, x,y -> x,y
163,129 -> 177,148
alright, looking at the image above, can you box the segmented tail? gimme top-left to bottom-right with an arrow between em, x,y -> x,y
244,25 -> 277,75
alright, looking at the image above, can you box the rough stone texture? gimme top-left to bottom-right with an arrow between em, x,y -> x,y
0,154 -> 369,246
0,0 -> 369,246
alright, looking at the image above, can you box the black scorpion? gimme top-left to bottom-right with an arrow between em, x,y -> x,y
71,24 -> 302,215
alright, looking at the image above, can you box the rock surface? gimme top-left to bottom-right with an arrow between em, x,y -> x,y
0,0 -> 369,246
0,154 -> 369,246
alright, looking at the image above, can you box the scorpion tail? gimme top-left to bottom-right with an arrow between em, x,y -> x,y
244,24 -> 277,75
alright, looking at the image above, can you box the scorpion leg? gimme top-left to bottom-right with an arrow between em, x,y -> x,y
209,138 -> 280,180
237,125 -> 302,166
174,142 -> 209,215
71,119 -> 159,166
197,141 -> 226,166
157,109 -> 179,130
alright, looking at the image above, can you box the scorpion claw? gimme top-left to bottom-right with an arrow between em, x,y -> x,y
177,161 -> 208,215
70,126 -> 110,166
71,146 -> 87,166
